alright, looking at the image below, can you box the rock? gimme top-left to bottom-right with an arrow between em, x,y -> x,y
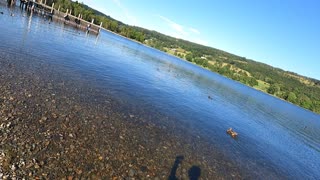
129,169 -> 136,177
76,169 -> 82,175
11,164 -> 16,171
52,113 -> 58,119
6,122 -> 12,128
182,168 -> 187,173
129,114 -> 134,118
140,166 -> 147,172
67,167 -> 73,172
39,116 -> 47,123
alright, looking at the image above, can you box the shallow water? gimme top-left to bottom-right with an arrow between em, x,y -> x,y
1,4 -> 320,179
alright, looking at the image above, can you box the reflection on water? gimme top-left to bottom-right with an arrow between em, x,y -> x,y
0,4 -> 320,179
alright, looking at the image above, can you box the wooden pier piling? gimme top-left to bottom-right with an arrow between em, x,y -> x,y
15,0 -> 102,35
99,22 -> 103,32
51,3 -> 54,13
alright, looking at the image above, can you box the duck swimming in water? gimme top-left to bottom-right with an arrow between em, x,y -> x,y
227,128 -> 238,138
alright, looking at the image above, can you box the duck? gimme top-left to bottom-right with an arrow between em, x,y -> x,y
0,12 -> 4,15
208,95 -> 213,100
227,128 -> 238,138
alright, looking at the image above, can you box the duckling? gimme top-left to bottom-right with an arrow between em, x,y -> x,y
227,128 -> 238,138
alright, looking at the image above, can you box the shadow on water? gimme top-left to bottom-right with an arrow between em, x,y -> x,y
188,166 -> 201,180
168,156 -> 201,180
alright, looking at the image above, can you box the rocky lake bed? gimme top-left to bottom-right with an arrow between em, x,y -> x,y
0,51 -> 246,179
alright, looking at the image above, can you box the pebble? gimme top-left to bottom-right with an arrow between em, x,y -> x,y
52,113 -> 58,119
129,169 -> 136,177
11,164 -> 16,171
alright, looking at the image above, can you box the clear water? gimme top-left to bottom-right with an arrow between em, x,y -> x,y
1,4 -> 320,179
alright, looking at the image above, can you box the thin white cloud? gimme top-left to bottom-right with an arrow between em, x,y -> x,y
189,27 -> 200,34
111,0 -> 137,25
158,15 -> 188,37
157,15 -> 210,46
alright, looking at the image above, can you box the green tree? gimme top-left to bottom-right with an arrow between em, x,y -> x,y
286,92 -> 297,103
109,21 -> 118,32
185,53 -> 193,62
267,83 -> 280,95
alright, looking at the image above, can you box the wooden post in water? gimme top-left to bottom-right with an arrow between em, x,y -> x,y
8,0 -> 16,6
51,3 -> 54,13
70,9 -> 72,15
66,9 -> 69,15
99,22 -> 103,33
91,19 -> 94,25
44,0 -> 47,5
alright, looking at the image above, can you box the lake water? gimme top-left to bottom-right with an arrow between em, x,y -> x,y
1,3 -> 320,179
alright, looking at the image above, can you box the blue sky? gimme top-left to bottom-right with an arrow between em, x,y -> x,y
80,0 -> 320,80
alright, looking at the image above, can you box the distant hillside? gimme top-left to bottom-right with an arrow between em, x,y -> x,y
50,0 -> 320,114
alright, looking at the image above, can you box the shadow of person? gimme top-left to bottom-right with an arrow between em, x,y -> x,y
188,166 -> 201,180
168,155 -> 184,180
